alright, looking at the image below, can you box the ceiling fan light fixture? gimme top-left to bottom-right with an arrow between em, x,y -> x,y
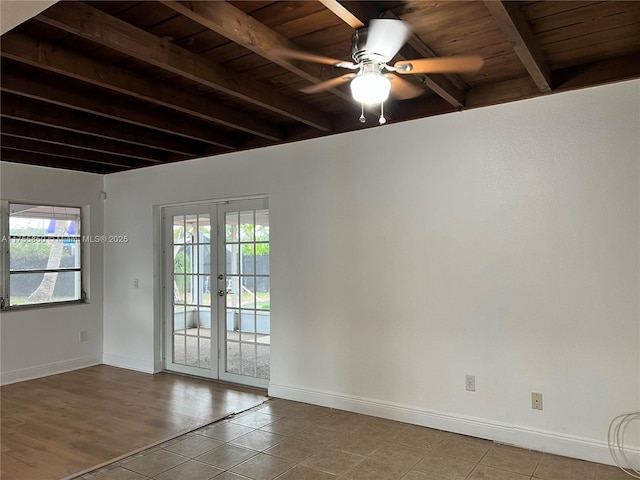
350,73 -> 391,105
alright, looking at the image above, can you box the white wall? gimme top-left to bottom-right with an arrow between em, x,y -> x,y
0,0 -> 58,34
0,162 -> 104,383
103,80 -> 640,464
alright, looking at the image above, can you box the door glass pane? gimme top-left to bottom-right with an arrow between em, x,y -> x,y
222,203 -> 269,383
255,210 -> 269,241
226,341 -> 240,374
200,338 -> 211,369
173,334 -> 186,365
239,211 -> 254,242
226,276 -> 240,307
226,212 -> 239,242
241,277 -> 255,309
256,344 -> 270,380
186,336 -> 198,367
241,343 -> 256,376
257,277 -> 270,311
169,210 -> 213,375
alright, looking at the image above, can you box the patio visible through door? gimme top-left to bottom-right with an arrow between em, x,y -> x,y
163,199 -> 270,389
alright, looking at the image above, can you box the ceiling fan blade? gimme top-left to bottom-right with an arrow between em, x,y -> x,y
394,56 -> 484,74
271,47 -> 357,69
386,74 -> 425,100
365,19 -> 412,61
301,74 -> 357,94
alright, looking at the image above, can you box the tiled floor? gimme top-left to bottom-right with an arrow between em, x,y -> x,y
78,399 -> 629,480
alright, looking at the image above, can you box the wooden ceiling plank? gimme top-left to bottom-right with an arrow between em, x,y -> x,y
1,118 -> 165,163
1,71 -> 235,149
0,95 -> 204,157
466,51 -> 640,108
484,1 -> 552,92
1,32 -> 283,142
36,1 -> 334,132
1,149 -> 122,174
1,136 -> 151,169
161,1 -> 353,104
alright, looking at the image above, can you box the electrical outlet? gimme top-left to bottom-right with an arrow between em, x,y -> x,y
79,331 -> 88,342
133,278 -> 139,289
465,375 -> 475,392
532,392 -> 543,410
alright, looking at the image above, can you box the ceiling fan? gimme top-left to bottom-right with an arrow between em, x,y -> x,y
274,18 -> 484,124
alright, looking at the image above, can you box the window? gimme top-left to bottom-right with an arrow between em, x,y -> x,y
1,203 -> 83,309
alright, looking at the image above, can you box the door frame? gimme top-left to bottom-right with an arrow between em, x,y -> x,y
159,197 -> 270,389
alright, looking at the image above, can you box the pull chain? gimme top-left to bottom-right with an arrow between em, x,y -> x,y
359,104 -> 366,123
379,103 -> 386,125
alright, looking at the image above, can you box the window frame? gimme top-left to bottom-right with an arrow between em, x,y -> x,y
0,201 -> 86,311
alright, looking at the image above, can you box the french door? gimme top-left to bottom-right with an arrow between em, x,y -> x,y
163,198 -> 269,388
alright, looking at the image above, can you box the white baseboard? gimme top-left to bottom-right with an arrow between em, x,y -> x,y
269,383 -> 639,467
102,353 -> 155,374
1,355 -> 102,385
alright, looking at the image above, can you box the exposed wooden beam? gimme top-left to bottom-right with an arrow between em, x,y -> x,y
466,52 -> 640,108
1,32 -> 283,142
1,72 -> 236,149
1,136 -> 151,169
1,118 -> 166,163
162,1 -> 353,104
0,94 -> 205,157
36,1 -> 334,132
1,149 -> 122,174
484,1 -> 552,92
552,52 -> 640,91
318,0 -> 375,28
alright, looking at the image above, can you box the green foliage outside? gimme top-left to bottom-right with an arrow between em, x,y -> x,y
9,228 -> 74,261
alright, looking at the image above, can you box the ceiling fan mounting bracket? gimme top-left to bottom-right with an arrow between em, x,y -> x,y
352,27 -> 392,64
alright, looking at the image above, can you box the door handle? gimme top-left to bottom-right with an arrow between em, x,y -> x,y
218,290 -> 226,297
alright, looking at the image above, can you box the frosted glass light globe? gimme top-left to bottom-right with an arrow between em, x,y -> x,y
350,73 -> 391,105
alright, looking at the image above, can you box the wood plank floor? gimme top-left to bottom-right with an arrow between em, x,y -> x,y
0,365 -> 267,480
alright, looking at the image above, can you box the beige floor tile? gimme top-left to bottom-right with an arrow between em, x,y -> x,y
290,425 -> 345,447
275,464 -> 338,480
467,464 -> 531,480
231,412 -> 280,429
399,471 -> 435,480
342,458 -> 410,480
301,448 -> 364,475
214,472 -> 254,480
162,434 -> 225,457
315,411 -> 368,432
230,429 -> 286,451
199,422 -> 256,442
91,468 -> 148,480
196,444 -> 259,470
396,425 -> 446,450
533,453 -> 597,480
153,459 -> 224,480
231,453 -> 295,480
357,419 -> 409,444
368,442 -> 426,468
123,450 -> 188,477
329,431 -> 385,456
259,417 -> 315,436
265,438 -> 321,462
413,453 -> 477,480
480,443 -> 542,475
432,435 -> 492,463
596,464 -> 640,480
